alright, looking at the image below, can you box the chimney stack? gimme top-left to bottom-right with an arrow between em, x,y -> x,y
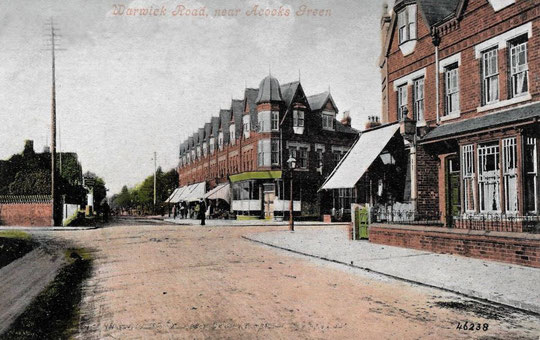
365,116 -> 382,130
340,111 -> 352,127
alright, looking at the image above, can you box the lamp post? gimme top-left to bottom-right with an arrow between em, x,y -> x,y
287,157 -> 296,231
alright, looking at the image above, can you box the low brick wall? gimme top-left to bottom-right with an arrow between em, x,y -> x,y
369,224 -> 540,268
0,202 -> 53,226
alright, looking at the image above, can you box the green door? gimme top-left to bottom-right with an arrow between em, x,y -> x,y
446,157 -> 461,227
355,206 -> 369,239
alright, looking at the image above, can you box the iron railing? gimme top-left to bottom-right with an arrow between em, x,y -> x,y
371,209 -> 443,226
451,213 -> 540,233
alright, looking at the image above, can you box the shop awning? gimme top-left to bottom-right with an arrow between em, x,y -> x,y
182,182 -> 206,202
168,186 -> 189,203
203,183 -> 231,203
166,188 -> 180,203
320,123 -> 400,190
229,170 -> 281,183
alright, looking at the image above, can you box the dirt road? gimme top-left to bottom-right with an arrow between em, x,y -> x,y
44,220 -> 539,339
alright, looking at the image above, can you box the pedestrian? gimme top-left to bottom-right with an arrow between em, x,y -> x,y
199,198 -> 206,226
101,200 -> 110,223
172,204 -> 177,219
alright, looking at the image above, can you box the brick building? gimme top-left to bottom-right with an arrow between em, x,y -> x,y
321,0 -> 539,266
174,75 -> 358,219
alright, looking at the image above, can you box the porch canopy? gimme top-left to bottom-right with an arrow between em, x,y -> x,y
203,183 -> 231,203
320,123 -> 400,190
182,182 -> 206,202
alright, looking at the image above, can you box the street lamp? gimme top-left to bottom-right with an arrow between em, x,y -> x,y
287,156 -> 296,231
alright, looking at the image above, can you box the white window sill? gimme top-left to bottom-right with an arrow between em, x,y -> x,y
477,93 -> 531,112
440,112 -> 461,122
416,120 -> 427,127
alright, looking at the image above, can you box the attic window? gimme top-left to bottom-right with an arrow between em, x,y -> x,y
398,5 -> 416,44
229,124 -> 236,145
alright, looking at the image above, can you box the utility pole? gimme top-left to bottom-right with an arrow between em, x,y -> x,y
46,18 -> 61,226
153,151 -> 157,210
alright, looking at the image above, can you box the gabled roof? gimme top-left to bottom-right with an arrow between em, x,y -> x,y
219,109 -> 231,143
280,81 -> 301,109
198,128 -> 205,144
382,0 -> 465,58
421,102 -> 540,143
204,122 -> 212,141
418,0 -> 461,27
307,91 -> 338,112
187,136 -> 194,150
211,116 -> 220,137
231,99 -> 244,137
193,132 -> 199,146
244,88 -> 259,130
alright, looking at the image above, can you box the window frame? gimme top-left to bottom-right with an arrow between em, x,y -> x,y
397,84 -> 408,120
413,77 -> 424,122
482,48 -> 499,105
271,111 -> 279,131
508,36 -> 529,98
444,63 -> 460,116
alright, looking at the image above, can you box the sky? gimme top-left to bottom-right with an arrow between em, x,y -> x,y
0,0 -> 390,194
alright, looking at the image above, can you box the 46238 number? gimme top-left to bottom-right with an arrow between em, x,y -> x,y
456,321 -> 489,331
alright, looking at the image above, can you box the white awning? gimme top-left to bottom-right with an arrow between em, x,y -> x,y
203,183 -> 230,203
166,188 -> 180,203
182,182 -> 206,202
169,186 -> 189,203
321,123 -> 400,190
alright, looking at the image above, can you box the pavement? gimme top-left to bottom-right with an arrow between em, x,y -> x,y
245,226 -> 540,315
164,217 -> 349,227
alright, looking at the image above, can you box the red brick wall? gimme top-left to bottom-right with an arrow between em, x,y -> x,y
369,224 -> 540,268
416,144 -> 440,216
0,203 -> 53,226
384,1 -> 539,124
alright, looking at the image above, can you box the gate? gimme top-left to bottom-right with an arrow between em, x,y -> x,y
352,204 -> 370,240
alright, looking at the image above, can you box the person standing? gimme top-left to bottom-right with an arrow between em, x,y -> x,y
199,199 -> 207,225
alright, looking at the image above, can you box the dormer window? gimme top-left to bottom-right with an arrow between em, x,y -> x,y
203,143 -> 208,157
210,137 -> 215,154
398,5 -> 416,44
293,110 -> 305,134
229,124 -> 236,145
322,111 -> 335,131
243,115 -> 251,138
218,132 -> 224,151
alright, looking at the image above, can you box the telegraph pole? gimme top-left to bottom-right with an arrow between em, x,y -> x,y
47,18 -> 60,226
153,152 -> 157,209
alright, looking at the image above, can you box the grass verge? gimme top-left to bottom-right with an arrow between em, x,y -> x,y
0,232 -> 35,269
0,249 -> 93,340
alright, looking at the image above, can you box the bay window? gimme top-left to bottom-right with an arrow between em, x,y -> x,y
461,144 -> 476,213
477,142 -> 500,213
271,140 -> 280,165
271,111 -> 279,131
502,138 -> 517,213
525,137 -> 538,213
397,5 -> 416,44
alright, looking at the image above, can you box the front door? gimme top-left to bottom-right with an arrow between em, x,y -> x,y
446,157 -> 461,227
263,183 -> 275,219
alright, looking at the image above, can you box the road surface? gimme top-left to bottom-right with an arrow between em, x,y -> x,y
31,218 -> 540,339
